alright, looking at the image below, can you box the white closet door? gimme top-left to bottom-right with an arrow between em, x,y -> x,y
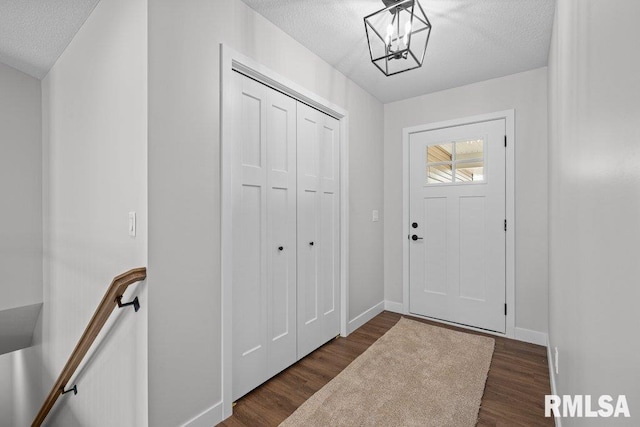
232,73 -> 268,400
296,102 -> 340,359
232,73 -> 297,400
265,89 -> 297,378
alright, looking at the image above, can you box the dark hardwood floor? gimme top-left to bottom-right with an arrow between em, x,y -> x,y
221,311 -> 553,426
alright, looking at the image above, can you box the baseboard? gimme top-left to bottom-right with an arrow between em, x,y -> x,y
547,343 -> 561,427
514,327 -> 548,347
180,400 -> 223,427
347,301 -> 385,334
384,300 -> 404,314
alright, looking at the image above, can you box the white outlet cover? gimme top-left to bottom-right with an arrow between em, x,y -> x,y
372,210 -> 379,222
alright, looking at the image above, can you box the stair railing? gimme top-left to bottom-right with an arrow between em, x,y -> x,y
32,267 -> 147,427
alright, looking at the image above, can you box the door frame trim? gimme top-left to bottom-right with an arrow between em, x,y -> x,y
220,44 -> 350,419
401,110 -> 515,339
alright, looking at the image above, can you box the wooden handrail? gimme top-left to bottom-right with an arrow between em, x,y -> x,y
32,267 -> 147,427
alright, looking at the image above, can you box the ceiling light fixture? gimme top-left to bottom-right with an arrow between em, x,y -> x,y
364,0 -> 432,76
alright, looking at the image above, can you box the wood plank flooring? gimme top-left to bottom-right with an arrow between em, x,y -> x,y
220,311 -> 553,426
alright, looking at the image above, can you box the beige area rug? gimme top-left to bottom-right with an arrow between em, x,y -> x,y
280,318 -> 495,427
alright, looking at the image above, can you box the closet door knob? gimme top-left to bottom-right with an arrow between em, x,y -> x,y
309,241 -> 314,246
278,246 -> 284,251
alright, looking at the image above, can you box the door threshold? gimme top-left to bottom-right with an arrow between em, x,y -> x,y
404,311 -> 509,339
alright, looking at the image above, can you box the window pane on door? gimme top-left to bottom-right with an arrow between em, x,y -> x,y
456,163 -> 484,182
455,139 -> 483,161
455,139 -> 484,182
427,164 -> 453,184
427,143 -> 453,163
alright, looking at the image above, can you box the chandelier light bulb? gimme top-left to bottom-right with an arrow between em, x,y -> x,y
386,23 -> 394,47
403,20 -> 412,46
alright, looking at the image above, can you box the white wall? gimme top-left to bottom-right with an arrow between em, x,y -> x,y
0,62 -> 42,312
0,60 -> 42,427
0,353 -> 13,427
0,340 -> 43,427
384,68 -> 549,334
41,0 -> 148,424
148,0 -> 384,424
12,311 -> 43,427
548,0 -> 640,424
0,312 -> 42,427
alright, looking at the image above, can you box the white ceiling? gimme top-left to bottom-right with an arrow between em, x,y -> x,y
241,0 -> 556,103
0,0 -> 555,93
0,0 -> 100,79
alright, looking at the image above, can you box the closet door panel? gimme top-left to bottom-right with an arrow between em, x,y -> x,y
266,90 -> 297,376
296,103 -> 323,359
269,187 -> 291,335
300,190 -> 320,322
320,116 -> 341,342
298,114 -> 319,180
232,74 -> 268,400
320,191 -> 336,313
297,103 -> 340,358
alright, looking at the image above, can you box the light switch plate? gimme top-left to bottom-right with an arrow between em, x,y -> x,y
128,212 -> 136,237
372,210 -> 379,222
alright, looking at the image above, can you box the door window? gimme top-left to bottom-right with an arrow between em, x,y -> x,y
425,139 -> 485,184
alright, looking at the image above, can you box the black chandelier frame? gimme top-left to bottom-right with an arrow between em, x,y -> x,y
364,0 -> 432,76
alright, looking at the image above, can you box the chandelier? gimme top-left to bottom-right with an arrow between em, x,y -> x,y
364,0 -> 432,76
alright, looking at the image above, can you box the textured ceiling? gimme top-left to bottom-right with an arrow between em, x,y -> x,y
240,0 -> 556,103
0,0 -> 100,79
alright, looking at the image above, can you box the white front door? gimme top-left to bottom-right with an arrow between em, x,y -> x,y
409,119 -> 506,333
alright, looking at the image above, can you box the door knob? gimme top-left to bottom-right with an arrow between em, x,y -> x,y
278,246 -> 284,251
411,235 -> 423,241
309,241 -> 314,246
